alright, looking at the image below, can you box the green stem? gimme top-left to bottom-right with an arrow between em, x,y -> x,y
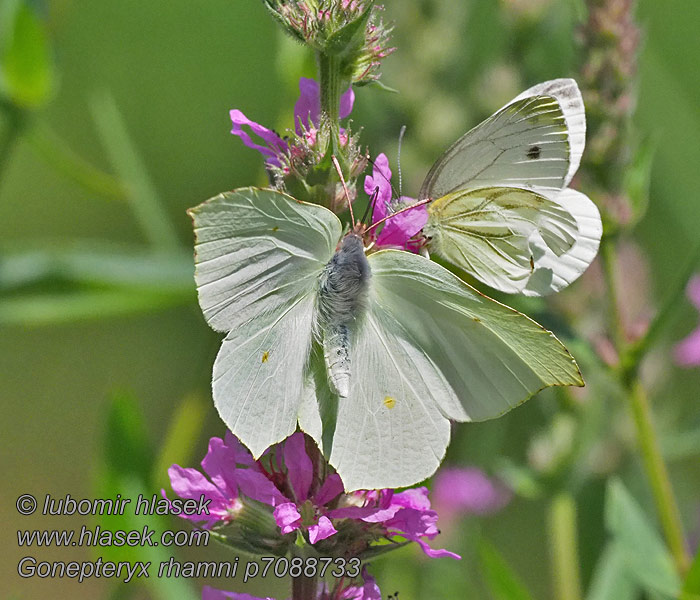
600,236 -> 626,355
601,235 -> 690,574
292,573 -> 318,600
626,379 -> 690,575
547,492 -> 583,600
318,52 -> 343,156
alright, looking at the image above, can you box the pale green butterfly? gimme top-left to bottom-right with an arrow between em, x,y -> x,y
188,185 -> 583,491
421,79 -> 602,296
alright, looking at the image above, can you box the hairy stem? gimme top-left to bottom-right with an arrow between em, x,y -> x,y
547,492 -> 583,600
292,573 -> 318,600
318,52 -> 343,156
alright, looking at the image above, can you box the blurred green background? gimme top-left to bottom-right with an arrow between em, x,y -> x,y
2,1 -> 699,599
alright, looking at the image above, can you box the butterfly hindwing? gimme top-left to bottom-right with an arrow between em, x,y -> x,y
424,186 -> 582,294
301,249 -> 583,491
189,188 -> 342,457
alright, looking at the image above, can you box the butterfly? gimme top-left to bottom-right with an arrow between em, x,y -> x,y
189,187 -> 585,491
420,79 -> 602,296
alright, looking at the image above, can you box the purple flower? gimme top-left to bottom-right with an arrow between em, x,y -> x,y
167,431 -> 459,560
364,153 -> 427,251
230,78 -> 354,171
432,467 -> 511,518
202,568 -> 380,600
164,432 -> 286,528
674,275 -> 700,367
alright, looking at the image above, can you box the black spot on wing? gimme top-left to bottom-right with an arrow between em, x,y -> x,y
527,145 -> 541,160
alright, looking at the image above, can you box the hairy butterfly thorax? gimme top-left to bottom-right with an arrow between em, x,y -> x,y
317,233 -> 371,398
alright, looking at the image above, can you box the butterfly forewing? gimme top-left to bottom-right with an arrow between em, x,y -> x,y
189,188 -> 342,457
419,95 -> 571,200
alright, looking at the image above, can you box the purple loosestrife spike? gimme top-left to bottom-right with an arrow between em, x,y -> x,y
229,78 -> 357,193
674,275 -> 700,367
262,1 -> 394,85
166,431 -> 460,561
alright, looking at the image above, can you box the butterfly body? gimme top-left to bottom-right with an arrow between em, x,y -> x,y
317,233 -> 370,397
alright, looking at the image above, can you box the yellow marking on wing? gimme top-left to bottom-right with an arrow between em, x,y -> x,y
262,351 -> 269,363
383,396 -> 396,409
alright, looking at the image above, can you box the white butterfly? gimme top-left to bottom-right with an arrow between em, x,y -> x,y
421,79 -> 601,296
189,194 -> 583,491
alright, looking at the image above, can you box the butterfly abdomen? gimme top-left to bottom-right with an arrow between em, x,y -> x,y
317,234 -> 370,398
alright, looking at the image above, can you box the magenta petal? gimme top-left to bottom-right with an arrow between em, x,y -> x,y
308,516 -> 337,544
386,507 -> 439,539
674,327 -> 700,367
167,465 -> 229,523
364,153 -> 393,220
294,78 -> 321,133
391,487 -> 431,511
314,474 -> 344,506
688,275 -> 700,311
327,505 -> 390,520
273,502 -> 302,534
360,569 -> 382,600
416,539 -> 461,560
339,86 -> 355,119
230,109 -> 287,166
284,432 -> 313,502
375,200 -> 427,249
202,587 -> 274,600
433,467 -> 512,516
236,469 -> 288,507
223,431 -> 256,467
201,437 -> 238,498
168,465 -> 225,504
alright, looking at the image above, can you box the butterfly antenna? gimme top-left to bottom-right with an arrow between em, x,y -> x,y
366,154 -> 401,201
332,155 -> 355,228
360,185 -> 379,225
397,125 -> 406,197
364,197 -> 431,235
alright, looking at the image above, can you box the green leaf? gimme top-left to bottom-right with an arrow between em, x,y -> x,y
0,287 -> 192,326
151,394 -> 207,490
478,539 -> 535,600
0,244 -> 194,291
605,479 -> 681,598
586,543 -> 639,600
89,92 -> 180,251
325,1 -> 374,57
104,391 -> 155,483
0,0 -> 53,107
681,547 -> 700,600
96,392 -> 198,600
624,134 -> 657,225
